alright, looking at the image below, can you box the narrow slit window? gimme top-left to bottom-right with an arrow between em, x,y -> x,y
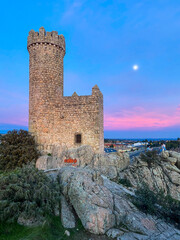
75,134 -> 82,144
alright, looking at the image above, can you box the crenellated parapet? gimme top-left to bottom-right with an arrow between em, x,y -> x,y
27,27 -> 65,53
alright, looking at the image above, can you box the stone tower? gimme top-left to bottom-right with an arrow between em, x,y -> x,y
27,27 -> 104,155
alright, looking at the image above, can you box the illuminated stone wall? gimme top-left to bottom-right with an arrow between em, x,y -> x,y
28,27 -> 104,154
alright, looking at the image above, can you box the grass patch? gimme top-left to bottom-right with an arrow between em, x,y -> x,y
0,216 -> 84,240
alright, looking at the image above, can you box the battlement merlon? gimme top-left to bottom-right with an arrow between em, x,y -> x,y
27,27 -> 65,54
92,84 -> 103,98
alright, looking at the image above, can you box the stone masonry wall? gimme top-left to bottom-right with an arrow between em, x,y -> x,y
27,27 -> 104,154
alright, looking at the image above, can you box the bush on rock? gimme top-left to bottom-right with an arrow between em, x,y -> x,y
133,182 -> 180,228
0,164 -> 60,223
140,150 -> 160,168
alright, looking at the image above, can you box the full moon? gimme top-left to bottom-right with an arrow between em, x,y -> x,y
133,65 -> 139,71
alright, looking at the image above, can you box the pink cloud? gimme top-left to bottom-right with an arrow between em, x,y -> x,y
2,104 -> 180,131
104,106 -> 180,130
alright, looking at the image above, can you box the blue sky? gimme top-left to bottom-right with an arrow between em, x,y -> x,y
0,0 -> 180,138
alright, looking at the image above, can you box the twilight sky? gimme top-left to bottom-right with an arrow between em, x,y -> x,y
0,0 -> 180,138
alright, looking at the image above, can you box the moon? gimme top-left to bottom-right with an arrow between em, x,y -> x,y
133,65 -> 139,71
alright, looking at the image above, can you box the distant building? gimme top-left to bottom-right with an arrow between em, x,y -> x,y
132,142 -> 143,147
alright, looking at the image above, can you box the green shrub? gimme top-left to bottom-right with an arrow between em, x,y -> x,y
0,164 -> 60,223
0,130 -> 39,171
166,140 -> 180,150
140,150 -> 159,168
118,178 -> 132,188
133,183 -> 180,228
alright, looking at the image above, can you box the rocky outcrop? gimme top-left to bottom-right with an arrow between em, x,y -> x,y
60,195 -> 76,228
119,151 -> 180,201
17,215 -> 44,227
104,177 -> 180,239
51,166 -> 180,239
36,145 -> 94,170
40,148 -> 180,239
61,145 -> 94,168
37,145 -> 130,179
93,152 -> 129,179
36,155 -> 53,170
58,167 -> 115,234
169,151 -> 180,169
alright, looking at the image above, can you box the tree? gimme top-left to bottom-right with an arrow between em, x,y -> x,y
0,130 -> 39,171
